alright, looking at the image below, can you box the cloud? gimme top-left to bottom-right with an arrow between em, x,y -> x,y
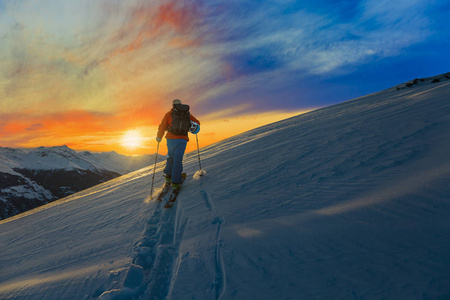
215,0 -> 432,78
26,124 -> 43,131
360,0 -> 428,23
4,0 -> 434,118
0,110 -> 120,148
104,0 -> 206,58
0,104 -> 168,149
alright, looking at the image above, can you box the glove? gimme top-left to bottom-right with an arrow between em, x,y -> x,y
156,137 -> 162,143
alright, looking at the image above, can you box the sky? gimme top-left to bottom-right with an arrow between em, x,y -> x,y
0,0 -> 449,155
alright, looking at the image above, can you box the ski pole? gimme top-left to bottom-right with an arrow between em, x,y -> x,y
150,141 -> 160,197
196,134 -> 203,175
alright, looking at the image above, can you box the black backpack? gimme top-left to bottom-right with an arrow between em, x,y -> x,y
169,104 -> 191,135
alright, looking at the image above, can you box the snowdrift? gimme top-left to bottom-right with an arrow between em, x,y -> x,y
1,73 -> 450,299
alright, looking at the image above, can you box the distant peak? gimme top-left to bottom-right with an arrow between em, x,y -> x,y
103,151 -> 121,157
35,145 -> 74,152
0,146 -> 20,153
52,145 -> 72,150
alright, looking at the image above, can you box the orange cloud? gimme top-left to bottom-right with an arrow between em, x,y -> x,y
1,111 -> 106,143
0,107 -> 163,153
108,1 -> 205,57
153,2 -> 201,34
1,122 -> 28,136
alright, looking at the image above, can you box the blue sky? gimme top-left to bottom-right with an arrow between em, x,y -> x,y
197,0 -> 450,112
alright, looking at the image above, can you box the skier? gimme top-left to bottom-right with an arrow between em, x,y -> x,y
156,99 -> 200,194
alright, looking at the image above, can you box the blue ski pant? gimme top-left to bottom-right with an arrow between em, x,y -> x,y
164,139 -> 187,184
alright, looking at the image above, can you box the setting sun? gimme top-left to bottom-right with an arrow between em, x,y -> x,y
121,130 -> 144,151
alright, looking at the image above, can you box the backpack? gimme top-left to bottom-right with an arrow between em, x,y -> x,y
169,104 -> 191,135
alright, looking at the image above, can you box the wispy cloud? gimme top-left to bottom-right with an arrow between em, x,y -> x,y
104,1 -> 206,57
1,0 -> 436,113
208,0 -> 432,77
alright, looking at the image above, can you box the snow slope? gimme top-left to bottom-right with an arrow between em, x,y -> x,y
1,73 -> 450,299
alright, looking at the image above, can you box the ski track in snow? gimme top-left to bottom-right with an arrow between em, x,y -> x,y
98,175 -> 227,300
200,178 -> 226,300
142,199 -> 189,300
98,188 -> 189,299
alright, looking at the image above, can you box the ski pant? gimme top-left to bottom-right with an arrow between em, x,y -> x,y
164,139 -> 187,184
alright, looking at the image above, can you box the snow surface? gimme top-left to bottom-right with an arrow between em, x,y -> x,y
1,73 -> 450,299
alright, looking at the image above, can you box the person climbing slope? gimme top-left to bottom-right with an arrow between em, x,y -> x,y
156,99 -> 200,194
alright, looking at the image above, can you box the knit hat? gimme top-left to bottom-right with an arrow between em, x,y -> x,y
172,99 -> 182,105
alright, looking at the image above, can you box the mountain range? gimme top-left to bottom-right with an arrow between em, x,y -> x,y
0,146 -> 162,220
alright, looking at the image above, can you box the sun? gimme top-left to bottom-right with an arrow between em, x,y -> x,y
121,129 -> 144,151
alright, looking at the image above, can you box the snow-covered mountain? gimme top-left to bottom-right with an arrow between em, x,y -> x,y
0,146 -> 161,220
0,145 -> 159,174
1,72 -> 449,299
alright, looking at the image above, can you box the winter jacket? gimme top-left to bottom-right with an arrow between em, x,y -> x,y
157,109 -> 200,141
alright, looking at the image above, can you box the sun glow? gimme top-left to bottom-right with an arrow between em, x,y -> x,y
121,129 -> 144,151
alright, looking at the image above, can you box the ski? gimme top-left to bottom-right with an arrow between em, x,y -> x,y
156,182 -> 171,202
164,189 -> 181,208
164,173 -> 186,208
